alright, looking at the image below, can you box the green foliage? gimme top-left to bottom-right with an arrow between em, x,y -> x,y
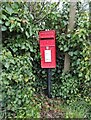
0,2 -> 42,118
52,73 -> 78,98
62,98 -> 91,119
2,48 -> 34,84
1,48 -> 40,119
1,1 -> 91,119
51,2 -> 91,100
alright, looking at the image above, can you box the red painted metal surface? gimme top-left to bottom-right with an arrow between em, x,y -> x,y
39,30 -> 56,68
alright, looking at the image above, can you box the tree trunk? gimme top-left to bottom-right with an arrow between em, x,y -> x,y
64,0 -> 77,73
89,1 -> 91,41
89,1 -> 91,63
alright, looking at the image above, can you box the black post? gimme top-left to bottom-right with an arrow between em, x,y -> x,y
47,68 -> 51,98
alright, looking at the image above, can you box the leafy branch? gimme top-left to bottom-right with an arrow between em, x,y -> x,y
34,1 -> 60,24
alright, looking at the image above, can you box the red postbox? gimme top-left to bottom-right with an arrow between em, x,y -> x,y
39,30 -> 56,68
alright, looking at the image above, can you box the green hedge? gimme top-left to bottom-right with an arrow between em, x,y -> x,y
1,48 -> 40,118
0,1 -> 91,118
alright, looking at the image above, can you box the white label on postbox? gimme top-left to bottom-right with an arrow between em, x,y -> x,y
45,50 -> 51,62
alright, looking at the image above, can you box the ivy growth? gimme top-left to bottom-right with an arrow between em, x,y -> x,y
0,1 -> 91,119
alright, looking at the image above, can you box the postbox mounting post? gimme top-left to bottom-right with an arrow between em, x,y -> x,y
47,68 -> 51,98
39,30 -> 56,98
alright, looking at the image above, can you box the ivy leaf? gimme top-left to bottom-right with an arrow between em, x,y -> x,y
10,59 -> 15,64
5,21 -> 10,26
30,14 -> 34,20
1,26 -> 7,31
21,45 -> 26,49
85,57 -> 88,61
79,73 -> 83,77
29,26 -> 32,36
6,6 -> 13,15
64,45 -> 68,52
68,52 -> 73,56
74,51 -> 78,55
25,31 -> 30,38
1,14 -> 7,20
25,77 -> 29,82
9,24 -> 16,32
0,20 -> 4,25
5,62 -> 9,69
64,47 -> 69,52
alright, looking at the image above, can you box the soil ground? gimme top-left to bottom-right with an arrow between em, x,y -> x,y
36,93 -> 65,118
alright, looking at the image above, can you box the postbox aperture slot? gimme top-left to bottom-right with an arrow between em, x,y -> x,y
40,38 -> 54,40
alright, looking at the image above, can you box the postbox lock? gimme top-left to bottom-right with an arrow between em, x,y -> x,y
46,46 -> 49,50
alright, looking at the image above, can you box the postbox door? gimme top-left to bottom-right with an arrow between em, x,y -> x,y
39,30 -> 56,68
40,46 -> 56,68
